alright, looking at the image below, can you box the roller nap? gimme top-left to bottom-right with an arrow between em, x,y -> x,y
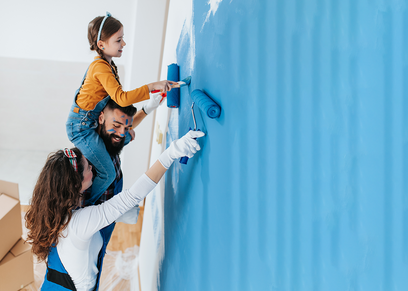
167,63 -> 180,108
191,89 -> 221,119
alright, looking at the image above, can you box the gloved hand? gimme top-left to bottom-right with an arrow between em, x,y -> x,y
143,92 -> 165,115
158,130 -> 205,169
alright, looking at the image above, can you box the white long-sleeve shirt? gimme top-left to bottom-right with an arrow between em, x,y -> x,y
56,174 -> 156,291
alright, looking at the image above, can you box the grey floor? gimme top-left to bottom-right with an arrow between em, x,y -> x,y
0,149 -> 49,205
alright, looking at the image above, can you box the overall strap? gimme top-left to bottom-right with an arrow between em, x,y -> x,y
113,177 -> 123,196
78,58 -> 102,89
76,58 -> 119,99
43,246 -> 77,291
93,223 -> 116,291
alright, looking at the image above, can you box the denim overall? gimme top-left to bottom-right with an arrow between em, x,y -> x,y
41,178 -> 124,290
66,59 -> 131,205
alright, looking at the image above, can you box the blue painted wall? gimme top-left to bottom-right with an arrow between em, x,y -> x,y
161,0 -> 408,290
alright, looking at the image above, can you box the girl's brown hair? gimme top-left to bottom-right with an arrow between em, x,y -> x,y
25,148 -> 85,262
88,15 -> 122,82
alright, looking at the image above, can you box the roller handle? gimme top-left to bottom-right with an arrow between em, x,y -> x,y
180,128 -> 200,164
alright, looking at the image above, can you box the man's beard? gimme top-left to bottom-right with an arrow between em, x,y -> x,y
100,122 -> 126,156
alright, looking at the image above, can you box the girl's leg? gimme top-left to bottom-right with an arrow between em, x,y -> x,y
75,130 -> 116,205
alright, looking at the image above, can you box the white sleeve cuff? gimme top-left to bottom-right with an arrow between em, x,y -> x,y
128,173 -> 157,203
158,148 -> 174,169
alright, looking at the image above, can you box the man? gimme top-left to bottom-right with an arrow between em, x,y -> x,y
81,95 -> 163,289
84,93 -> 163,206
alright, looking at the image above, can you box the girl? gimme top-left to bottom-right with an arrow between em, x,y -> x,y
66,12 -> 176,205
26,130 -> 205,291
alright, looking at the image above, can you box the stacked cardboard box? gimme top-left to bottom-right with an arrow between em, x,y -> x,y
0,180 -> 34,290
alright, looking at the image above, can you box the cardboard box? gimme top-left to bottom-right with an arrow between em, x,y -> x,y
0,238 -> 34,291
0,180 -> 22,262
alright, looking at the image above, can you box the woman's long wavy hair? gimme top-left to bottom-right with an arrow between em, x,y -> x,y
87,15 -> 122,83
25,148 -> 85,262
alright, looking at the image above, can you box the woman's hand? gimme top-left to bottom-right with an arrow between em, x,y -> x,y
147,80 -> 178,92
146,130 -> 206,183
158,130 -> 205,169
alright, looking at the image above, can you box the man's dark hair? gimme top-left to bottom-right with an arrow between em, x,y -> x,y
105,99 -> 137,117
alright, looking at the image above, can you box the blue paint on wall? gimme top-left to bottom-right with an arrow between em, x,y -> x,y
161,0 -> 408,290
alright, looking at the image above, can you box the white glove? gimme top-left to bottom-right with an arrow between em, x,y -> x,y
143,92 -> 165,115
159,130 -> 205,169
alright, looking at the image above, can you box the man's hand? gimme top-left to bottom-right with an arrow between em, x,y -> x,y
143,92 -> 166,115
129,129 -> 135,141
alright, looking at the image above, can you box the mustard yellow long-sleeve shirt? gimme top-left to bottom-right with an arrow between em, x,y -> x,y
76,57 -> 150,111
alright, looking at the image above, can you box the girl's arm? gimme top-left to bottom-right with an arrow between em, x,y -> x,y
70,130 -> 205,239
147,80 -> 178,92
93,61 -> 177,107
93,61 -> 150,106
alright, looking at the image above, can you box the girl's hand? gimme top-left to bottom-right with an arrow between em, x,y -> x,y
147,80 -> 178,92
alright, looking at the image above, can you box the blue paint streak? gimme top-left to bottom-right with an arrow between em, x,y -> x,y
311,1 -> 323,290
403,5 -> 408,267
382,8 -> 393,291
275,0 -> 287,289
107,129 -> 116,133
290,1 -> 301,289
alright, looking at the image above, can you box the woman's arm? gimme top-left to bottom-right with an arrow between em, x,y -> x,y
71,130 -> 205,239
145,160 -> 167,183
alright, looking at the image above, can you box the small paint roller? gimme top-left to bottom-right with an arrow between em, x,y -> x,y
180,90 -> 221,164
151,64 -> 191,106
166,63 -> 180,108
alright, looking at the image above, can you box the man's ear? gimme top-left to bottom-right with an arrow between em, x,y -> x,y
99,111 -> 105,125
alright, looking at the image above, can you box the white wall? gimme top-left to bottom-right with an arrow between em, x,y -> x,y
120,0 -> 170,189
0,0 -> 136,66
0,0 -> 141,153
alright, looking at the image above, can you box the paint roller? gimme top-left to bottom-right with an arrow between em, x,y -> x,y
161,64 -> 221,117
180,89 -> 221,164
152,63 -> 221,163
190,89 -> 221,119
151,64 -> 191,107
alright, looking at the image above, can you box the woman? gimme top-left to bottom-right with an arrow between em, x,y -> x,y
25,130 -> 205,291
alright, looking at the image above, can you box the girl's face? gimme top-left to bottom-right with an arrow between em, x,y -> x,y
100,26 -> 126,61
80,156 -> 93,193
